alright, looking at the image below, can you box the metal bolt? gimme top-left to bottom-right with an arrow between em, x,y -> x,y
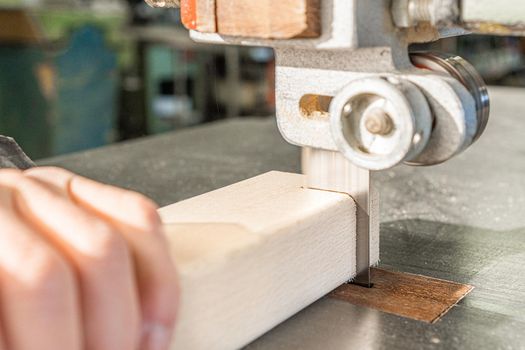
391,0 -> 459,28
364,109 -> 394,136
145,0 -> 180,8
408,0 -> 434,23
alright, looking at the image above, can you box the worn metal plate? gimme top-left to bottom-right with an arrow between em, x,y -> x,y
330,268 -> 473,323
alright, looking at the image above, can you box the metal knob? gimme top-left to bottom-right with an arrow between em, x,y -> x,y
330,77 -> 432,170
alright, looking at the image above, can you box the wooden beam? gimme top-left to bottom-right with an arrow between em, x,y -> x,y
215,0 -> 321,39
181,0 -> 217,33
159,171 -> 379,349
0,10 -> 43,44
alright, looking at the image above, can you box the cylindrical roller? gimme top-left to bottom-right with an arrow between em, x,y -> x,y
330,77 -> 432,170
403,74 -> 476,166
410,52 -> 490,143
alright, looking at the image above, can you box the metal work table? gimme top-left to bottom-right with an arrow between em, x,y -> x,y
42,87 -> 525,349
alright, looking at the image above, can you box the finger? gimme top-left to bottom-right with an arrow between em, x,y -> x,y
26,167 -> 179,350
71,176 -> 180,350
0,323 -> 6,350
0,171 -> 140,350
0,183 -> 81,350
26,167 -> 163,231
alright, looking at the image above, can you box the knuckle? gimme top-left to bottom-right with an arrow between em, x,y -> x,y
2,173 -> 39,191
87,221 -> 130,260
130,194 -> 162,231
0,175 -> 45,202
24,166 -> 72,177
23,167 -> 74,190
21,247 -> 73,294
0,169 -> 23,183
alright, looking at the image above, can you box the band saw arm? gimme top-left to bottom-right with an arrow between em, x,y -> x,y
145,0 -> 524,286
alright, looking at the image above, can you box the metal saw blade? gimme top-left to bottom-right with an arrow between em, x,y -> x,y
302,147 -> 372,287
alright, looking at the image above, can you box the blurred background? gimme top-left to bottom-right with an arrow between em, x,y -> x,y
0,1 -> 524,160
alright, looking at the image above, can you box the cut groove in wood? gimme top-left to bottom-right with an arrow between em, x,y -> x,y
158,171 -> 379,349
215,0 -> 321,39
329,268 -> 474,323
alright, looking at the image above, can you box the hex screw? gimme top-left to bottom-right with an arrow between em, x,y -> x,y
364,109 -> 394,136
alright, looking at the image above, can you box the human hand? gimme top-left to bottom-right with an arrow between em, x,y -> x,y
0,167 -> 179,350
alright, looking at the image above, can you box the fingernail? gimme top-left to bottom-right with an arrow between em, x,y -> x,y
141,323 -> 171,350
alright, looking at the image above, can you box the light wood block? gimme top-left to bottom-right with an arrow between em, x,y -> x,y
159,171 -> 379,349
215,0 -> 321,39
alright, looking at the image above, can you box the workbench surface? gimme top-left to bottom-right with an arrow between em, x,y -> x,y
42,87 -> 525,350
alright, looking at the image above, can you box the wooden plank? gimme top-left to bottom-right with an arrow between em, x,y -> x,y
215,0 -> 320,39
0,10 -> 42,44
159,171 -> 379,349
181,0 -> 217,33
329,268 -> 474,323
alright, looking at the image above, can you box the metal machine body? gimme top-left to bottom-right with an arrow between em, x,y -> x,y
146,0 -> 524,285
190,1 -> 489,169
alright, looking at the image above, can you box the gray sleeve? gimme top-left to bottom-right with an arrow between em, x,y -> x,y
0,136 -> 35,170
